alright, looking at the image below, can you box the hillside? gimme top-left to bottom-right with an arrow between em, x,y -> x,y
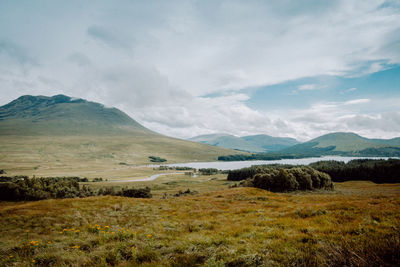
281,132 -> 400,156
190,133 -> 299,152
0,95 -> 238,177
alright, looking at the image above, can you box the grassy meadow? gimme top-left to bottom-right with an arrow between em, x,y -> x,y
1,173 -> 399,266
0,135 -> 238,178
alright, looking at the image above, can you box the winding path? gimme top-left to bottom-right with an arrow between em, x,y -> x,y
109,172 -> 184,182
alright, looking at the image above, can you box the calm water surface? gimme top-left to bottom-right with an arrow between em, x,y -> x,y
151,156 -> 394,171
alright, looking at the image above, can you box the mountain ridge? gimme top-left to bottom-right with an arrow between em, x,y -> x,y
281,132 -> 400,156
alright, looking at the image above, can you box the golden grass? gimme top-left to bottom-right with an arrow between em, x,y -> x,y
0,180 -> 399,266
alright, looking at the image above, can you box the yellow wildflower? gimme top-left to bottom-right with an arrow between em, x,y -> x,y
25,230 -> 30,233
32,259 -> 36,263
75,230 -> 80,233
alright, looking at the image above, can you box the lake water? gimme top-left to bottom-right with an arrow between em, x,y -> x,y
151,156 -> 395,171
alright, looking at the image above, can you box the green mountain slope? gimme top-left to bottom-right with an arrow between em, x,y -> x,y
282,132 -> 400,156
0,95 -> 239,177
190,133 -> 299,152
0,95 -> 150,135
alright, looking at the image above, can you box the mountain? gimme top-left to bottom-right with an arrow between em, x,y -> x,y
189,133 -> 299,152
0,95 -> 238,177
281,132 -> 400,156
0,94 -> 150,135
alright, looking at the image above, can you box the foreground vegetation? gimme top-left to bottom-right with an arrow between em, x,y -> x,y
0,180 -> 399,266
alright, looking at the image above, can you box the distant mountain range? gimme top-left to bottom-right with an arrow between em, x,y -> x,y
189,133 -> 299,152
1,95 -> 399,173
191,132 -> 400,157
281,132 -> 400,156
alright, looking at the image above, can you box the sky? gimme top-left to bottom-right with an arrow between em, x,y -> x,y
0,0 -> 399,141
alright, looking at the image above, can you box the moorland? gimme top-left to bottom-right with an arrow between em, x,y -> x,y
1,95 -> 400,266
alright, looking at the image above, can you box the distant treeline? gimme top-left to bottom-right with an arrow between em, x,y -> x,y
0,177 -> 152,201
310,159 -> 400,183
229,166 -> 333,192
227,159 -> 400,186
218,147 -> 400,161
156,166 -> 195,171
218,153 -> 308,161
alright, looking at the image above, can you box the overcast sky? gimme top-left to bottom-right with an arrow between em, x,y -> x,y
1,0 -> 399,141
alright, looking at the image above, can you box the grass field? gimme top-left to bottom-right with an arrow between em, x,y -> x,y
1,175 -> 399,266
0,135 -> 239,178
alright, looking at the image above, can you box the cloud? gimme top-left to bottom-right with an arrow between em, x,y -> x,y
344,98 -> 370,105
87,25 -> 133,51
298,84 -> 318,91
0,1 -> 399,141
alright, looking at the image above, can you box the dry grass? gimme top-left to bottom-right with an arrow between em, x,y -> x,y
0,179 -> 399,266
0,135 -> 238,178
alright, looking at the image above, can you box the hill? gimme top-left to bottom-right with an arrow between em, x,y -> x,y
0,95 -> 238,177
281,132 -> 400,156
189,133 -> 299,152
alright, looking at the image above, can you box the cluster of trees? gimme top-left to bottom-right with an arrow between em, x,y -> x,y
149,156 -> 167,162
98,186 -> 152,198
227,164 -> 295,181
310,159 -> 400,183
198,168 -> 220,175
228,166 -> 333,192
0,177 -> 152,201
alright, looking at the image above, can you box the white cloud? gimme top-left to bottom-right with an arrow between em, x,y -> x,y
298,84 -> 318,91
344,98 -> 371,105
0,1 -> 399,141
